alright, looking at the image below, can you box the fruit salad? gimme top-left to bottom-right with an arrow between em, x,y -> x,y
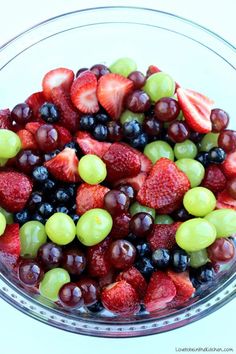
0,57 -> 235,316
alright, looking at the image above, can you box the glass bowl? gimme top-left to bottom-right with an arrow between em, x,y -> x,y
0,6 -> 235,338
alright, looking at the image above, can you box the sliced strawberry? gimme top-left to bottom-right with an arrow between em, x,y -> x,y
177,88 -> 214,133
0,171 -> 32,212
54,125 -> 72,149
116,266 -> 147,299
17,129 -> 38,150
109,213 -> 131,239
201,165 -> 226,193
147,223 -> 181,251
129,146 -> 152,173
146,65 -> 161,77
97,73 -> 133,120
42,67 -> 74,100
0,224 -> 20,271
0,109 -> 11,129
137,158 -> 190,209
144,271 -> 176,312
222,152 -> 236,178
87,237 -> 112,277
44,147 -> 79,182
25,122 -> 43,135
25,91 -> 47,120
51,86 -> 79,133
76,131 -> 111,158
76,183 -> 109,215
167,270 -> 195,306
114,172 -> 147,192
216,189 -> 236,210
156,198 -> 183,215
103,142 -> 141,182
101,280 -> 140,315
70,71 -> 99,114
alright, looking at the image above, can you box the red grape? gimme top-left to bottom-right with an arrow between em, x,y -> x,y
128,71 -> 146,89
77,278 -> 100,306
90,64 -> 110,79
210,108 -> 229,133
125,90 -> 150,113
11,103 -> 32,125
17,150 -> 42,174
37,243 -> 63,269
168,121 -> 190,143
154,97 -> 180,122
35,124 -> 58,152
207,238 -> 235,263
129,212 -> 154,237
104,190 -> 130,216
218,130 -> 236,153
118,185 -> 136,202
18,259 -> 43,286
107,121 -> 123,142
62,248 -> 86,275
143,116 -> 163,137
58,282 -> 84,308
108,239 -> 136,269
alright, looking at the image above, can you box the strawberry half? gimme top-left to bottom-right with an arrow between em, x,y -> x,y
17,129 -> 38,150
0,109 -> 12,129
177,88 -> 214,133
116,266 -> 147,299
42,67 -> 74,100
51,86 -> 79,133
216,189 -> 236,210
0,224 -> 20,271
102,142 -> 141,182
76,131 -> 111,158
44,147 -> 79,182
114,172 -> 147,192
101,280 -> 140,315
222,152 -> 236,178
201,165 -> 226,193
25,91 -> 47,121
147,223 -> 181,251
87,237 -> 112,277
76,183 -> 110,215
97,73 -> 133,120
144,271 -> 176,312
70,71 -> 99,114
167,270 -> 195,307
137,158 -> 190,209
0,171 -> 32,212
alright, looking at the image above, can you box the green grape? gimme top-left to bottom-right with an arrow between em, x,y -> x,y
205,209 -> 236,238
177,110 -> 184,121
46,213 -> 76,245
155,215 -> 173,225
129,202 -> 156,219
20,221 -> 47,257
175,159 -> 205,188
0,207 -> 13,225
183,187 -> 216,217
143,72 -> 175,102
174,140 -> 198,160
120,110 -> 145,125
39,268 -> 70,302
78,154 -> 107,185
200,133 -> 219,152
0,212 -> 6,236
144,140 -> 174,164
77,208 -> 113,246
0,158 -> 7,167
176,218 -> 216,252
0,129 -> 21,158
109,57 -> 137,77
189,249 -> 209,268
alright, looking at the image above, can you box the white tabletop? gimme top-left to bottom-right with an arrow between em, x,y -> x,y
0,1 -> 236,353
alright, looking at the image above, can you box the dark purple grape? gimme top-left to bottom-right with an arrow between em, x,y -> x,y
90,64 -> 110,79
11,103 -> 32,125
59,282 -> 84,308
128,71 -> 146,89
118,185 -> 136,202
129,212 -> 154,237
104,190 -> 130,216
108,240 -> 136,269
168,121 -> 190,143
77,278 -> 99,306
107,121 -> 123,142
18,259 -> 44,286
17,150 -> 42,174
154,97 -> 180,122
37,243 -> 63,269
143,116 -> 163,137
35,124 -> 58,152
62,248 -> 86,275
125,90 -> 150,113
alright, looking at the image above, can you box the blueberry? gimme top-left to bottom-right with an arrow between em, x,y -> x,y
39,103 -> 60,124
42,179 -> 56,192
70,214 -> 80,224
38,202 -> 54,217
95,113 -> 110,124
129,133 -> 148,149
31,212 -> 46,224
172,207 -> 192,222
28,192 -> 44,211
70,203 -> 77,212
171,249 -> 190,272
93,124 -> 108,141
196,152 -> 210,168
67,184 -> 76,198
123,120 -> 142,139
80,115 -> 96,131
55,188 -> 71,204
136,242 -> 151,257
32,166 -> 49,182
87,301 -> 104,313
208,147 -> 226,164
161,130 -> 175,147
44,149 -> 61,162
135,257 -> 155,279
152,248 -> 171,268
14,209 -> 30,225
195,263 -> 215,283
55,206 -> 69,214
64,141 -> 80,153
76,67 -> 88,78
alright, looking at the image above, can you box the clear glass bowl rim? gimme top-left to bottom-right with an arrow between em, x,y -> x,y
0,6 -> 235,338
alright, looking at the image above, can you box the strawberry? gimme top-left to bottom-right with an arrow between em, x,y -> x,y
25,91 -> 47,120
157,198 -> 183,215
147,223 -> 181,251
0,224 -> 20,270
0,109 -> 11,129
76,131 -> 111,158
76,183 -> 109,215
51,86 -> 79,133
146,65 -> 161,77
144,271 -> 176,312
177,88 -> 214,133
222,152 -> 236,178
70,71 -> 99,114
116,266 -> 147,299
87,237 -> 112,277
44,147 -> 79,182
114,172 -> 147,192
129,146 -> 152,173
54,125 -> 72,149
97,73 -> 133,120
42,67 -> 74,100
0,171 -> 32,212
167,270 -> 195,306
216,189 -> 236,210
17,129 -> 38,150
101,280 -> 140,315
201,165 -> 226,193
137,158 -> 190,209
109,213 -> 131,239
25,122 -> 43,135
103,142 -> 141,182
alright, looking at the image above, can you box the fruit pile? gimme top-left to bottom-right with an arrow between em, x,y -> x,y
0,57 -> 236,316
